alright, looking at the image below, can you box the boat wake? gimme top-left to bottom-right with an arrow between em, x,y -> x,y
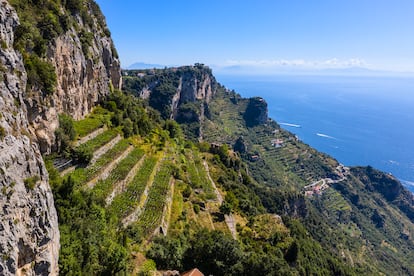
400,179 -> 414,187
280,122 -> 301,128
316,133 -> 336,139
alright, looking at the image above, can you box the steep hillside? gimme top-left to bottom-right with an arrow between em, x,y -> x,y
46,93 -> 354,275
1,0 -> 413,274
123,65 -> 414,275
0,0 -> 120,275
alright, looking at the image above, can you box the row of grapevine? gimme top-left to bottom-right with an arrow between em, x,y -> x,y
186,151 -> 216,199
67,139 -> 131,185
193,154 -> 216,199
135,161 -> 173,237
109,156 -> 158,218
92,147 -> 144,200
76,127 -> 121,153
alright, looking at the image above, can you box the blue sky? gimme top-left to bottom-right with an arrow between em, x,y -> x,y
96,0 -> 414,72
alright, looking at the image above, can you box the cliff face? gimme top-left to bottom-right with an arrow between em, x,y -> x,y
0,2 -> 59,275
0,0 -> 121,275
26,4 -> 121,153
123,65 -> 217,139
125,65 -> 216,118
243,97 -> 268,127
174,67 -> 216,109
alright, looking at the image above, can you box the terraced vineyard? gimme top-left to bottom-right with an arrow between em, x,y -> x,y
92,147 -> 145,199
186,151 -> 216,200
135,161 -> 173,237
67,138 -> 131,184
73,106 -> 112,138
76,127 -> 122,153
59,111 -> 183,241
109,156 -> 158,218
202,88 -> 248,144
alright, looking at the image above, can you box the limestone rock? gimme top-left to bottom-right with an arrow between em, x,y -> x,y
25,5 -> 121,154
243,97 -> 268,127
0,2 -> 59,275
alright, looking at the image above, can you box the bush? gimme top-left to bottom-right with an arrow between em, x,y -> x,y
55,114 -> 76,153
24,175 -> 40,190
72,145 -> 93,164
25,55 -> 57,95
64,0 -> 83,14
0,126 -> 5,139
138,259 -> 157,276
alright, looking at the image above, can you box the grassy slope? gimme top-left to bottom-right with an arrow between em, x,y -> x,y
202,84 -> 414,275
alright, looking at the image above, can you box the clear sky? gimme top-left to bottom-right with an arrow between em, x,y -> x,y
96,0 -> 414,72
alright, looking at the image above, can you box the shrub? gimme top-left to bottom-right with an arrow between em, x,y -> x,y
25,55 -> 57,95
55,114 -> 76,153
0,126 -> 5,139
138,259 -> 156,276
64,0 -> 83,14
72,145 -> 93,164
24,175 -> 40,190
79,30 -> 94,56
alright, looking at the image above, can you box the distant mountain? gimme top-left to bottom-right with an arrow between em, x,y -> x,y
212,64 -> 414,77
127,62 -> 166,69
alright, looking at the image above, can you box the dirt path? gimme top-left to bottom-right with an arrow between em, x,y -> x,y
106,154 -> 146,205
203,160 -> 223,204
225,214 -> 237,239
60,165 -> 76,176
203,160 -> 237,238
86,145 -> 133,189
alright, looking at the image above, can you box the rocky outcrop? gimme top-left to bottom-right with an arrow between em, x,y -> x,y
25,5 -> 121,153
177,66 -> 215,105
1,0 -> 121,274
127,65 -> 217,120
0,2 -> 59,275
243,97 -> 268,127
233,136 -> 247,154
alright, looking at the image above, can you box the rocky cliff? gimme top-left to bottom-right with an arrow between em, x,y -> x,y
25,1 -> 121,153
123,65 -> 218,139
0,2 -> 59,275
0,0 -> 121,275
243,97 -> 268,127
124,65 -> 216,118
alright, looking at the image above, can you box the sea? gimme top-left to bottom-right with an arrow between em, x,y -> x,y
216,74 -> 414,193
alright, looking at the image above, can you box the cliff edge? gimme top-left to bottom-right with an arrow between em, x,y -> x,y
0,0 -> 121,274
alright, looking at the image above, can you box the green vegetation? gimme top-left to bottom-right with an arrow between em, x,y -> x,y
0,126 -> 5,140
55,114 -> 76,154
105,90 -> 155,137
10,0 -> 113,97
24,175 -> 40,190
24,55 -> 57,95
74,128 -> 121,160
109,156 -> 158,218
10,0 -> 64,94
134,161 -> 173,237
73,106 -> 111,137
92,147 -> 144,200
68,138 -> 131,184
40,61 -> 414,275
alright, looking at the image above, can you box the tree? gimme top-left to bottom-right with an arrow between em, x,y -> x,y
184,229 -> 243,275
165,119 -> 182,139
56,114 -> 76,153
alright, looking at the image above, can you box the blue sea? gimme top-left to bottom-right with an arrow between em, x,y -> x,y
216,74 -> 414,192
